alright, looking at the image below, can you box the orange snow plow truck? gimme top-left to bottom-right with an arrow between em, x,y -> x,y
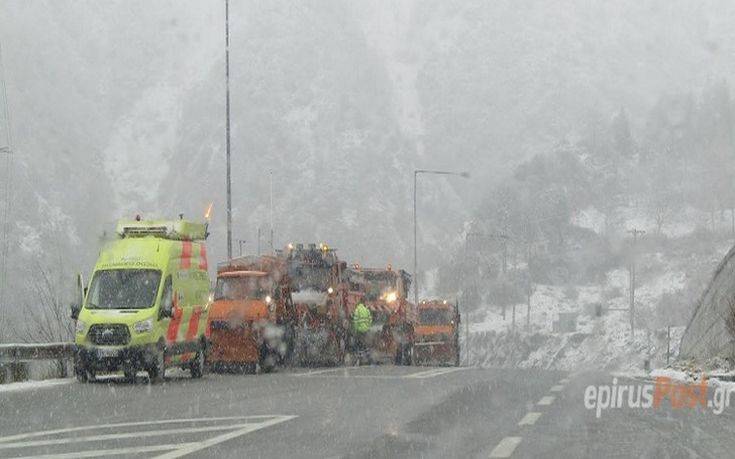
346,266 -> 415,365
413,300 -> 460,366
207,256 -> 295,373
287,243 -> 350,366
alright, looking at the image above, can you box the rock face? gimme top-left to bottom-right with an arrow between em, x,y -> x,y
679,244 -> 735,361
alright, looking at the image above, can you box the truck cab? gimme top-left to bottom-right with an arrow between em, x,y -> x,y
207,256 -> 294,373
72,218 -> 211,383
414,300 -> 460,366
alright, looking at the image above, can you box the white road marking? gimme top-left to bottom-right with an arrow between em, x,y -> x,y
0,415 -> 278,444
559,378 -> 570,384
403,367 -> 467,379
293,367 -> 350,376
13,443 -> 198,459
153,415 -> 298,458
538,396 -> 555,406
489,436 -> 522,458
518,412 -> 542,426
0,378 -> 73,393
0,423 -> 257,450
550,385 -> 564,392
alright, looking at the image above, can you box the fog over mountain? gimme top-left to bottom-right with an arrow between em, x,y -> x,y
2,0 -> 735,328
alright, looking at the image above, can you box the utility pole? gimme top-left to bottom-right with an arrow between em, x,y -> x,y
0,38 -> 14,335
257,227 -> 261,256
628,228 -> 645,340
413,171 -> 418,307
238,239 -> 246,257
224,0 -> 233,260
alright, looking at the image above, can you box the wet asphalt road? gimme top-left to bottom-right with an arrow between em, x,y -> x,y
1,365 -> 734,458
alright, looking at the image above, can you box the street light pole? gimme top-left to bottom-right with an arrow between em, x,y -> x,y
225,0 -> 233,260
413,171 -> 418,307
413,169 -> 469,307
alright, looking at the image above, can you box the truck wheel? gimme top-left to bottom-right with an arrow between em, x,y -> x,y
259,345 -> 275,374
75,367 -> 90,383
147,347 -> 165,384
394,345 -> 403,366
190,347 -> 205,379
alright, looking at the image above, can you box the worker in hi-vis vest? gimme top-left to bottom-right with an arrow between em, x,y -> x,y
351,302 -> 372,354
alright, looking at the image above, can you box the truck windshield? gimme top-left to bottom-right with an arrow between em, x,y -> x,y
363,272 -> 396,301
291,266 -> 330,292
419,309 -> 453,325
86,269 -> 162,310
215,276 -> 273,301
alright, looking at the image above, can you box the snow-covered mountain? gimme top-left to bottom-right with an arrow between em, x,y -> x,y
2,0 -> 735,331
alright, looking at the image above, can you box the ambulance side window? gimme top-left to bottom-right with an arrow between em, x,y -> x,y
161,276 -> 173,318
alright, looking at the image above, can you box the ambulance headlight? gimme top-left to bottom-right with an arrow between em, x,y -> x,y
134,319 -> 154,334
75,320 -> 87,335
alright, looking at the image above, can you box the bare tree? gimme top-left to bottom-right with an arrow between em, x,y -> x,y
20,262 -> 73,343
17,262 -> 74,377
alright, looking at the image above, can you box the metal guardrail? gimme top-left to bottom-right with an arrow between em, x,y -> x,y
0,343 -> 75,384
0,343 -> 75,363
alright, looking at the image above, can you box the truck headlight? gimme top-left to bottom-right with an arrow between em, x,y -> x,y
75,320 -> 87,335
134,319 -> 154,333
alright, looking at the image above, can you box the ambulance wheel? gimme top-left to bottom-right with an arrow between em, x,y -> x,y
75,367 -> 94,383
123,367 -> 137,383
147,346 -> 165,384
190,347 -> 205,379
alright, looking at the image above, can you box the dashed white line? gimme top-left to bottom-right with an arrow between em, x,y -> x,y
550,385 -> 564,392
537,395 -> 555,406
489,436 -> 522,458
518,412 -> 542,426
559,378 -> 570,384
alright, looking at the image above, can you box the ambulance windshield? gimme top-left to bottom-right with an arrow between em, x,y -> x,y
86,269 -> 162,310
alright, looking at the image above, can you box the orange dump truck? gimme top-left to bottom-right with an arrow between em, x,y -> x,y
346,266 -> 415,365
207,256 -> 295,373
286,243 -> 350,366
414,300 -> 460,366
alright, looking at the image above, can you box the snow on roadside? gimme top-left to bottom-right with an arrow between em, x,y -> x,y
0,378 -> 73,393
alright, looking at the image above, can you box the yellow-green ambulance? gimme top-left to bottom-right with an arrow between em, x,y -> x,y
72,218 -> 211,383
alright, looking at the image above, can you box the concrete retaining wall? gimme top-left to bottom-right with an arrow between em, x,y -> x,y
679,244 -> 735,361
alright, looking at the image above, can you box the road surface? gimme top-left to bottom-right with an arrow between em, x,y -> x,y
1,365 -> 734,458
